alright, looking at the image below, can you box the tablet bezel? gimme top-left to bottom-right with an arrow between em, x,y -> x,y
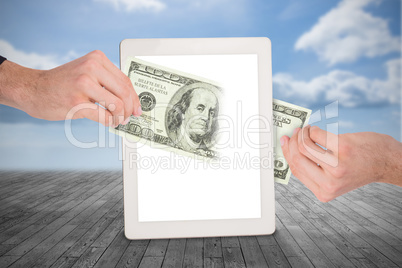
121,37 -> 275,239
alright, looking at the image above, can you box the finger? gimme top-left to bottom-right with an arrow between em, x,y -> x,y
70,102 -> 114,127
309,125 -> 339,152
96,66 -> 134,120
84,82 -> 126,127
298,125 -> 339,168
281,129 -> 324,194
81,56 -> 136,120
93,51 -> 141,116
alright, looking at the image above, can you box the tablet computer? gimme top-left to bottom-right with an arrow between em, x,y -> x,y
120,37 -> 275,239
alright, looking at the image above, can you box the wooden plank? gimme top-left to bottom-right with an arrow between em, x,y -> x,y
238,236 -> 268,268
0,244 -> 15,256
0,173 -> 112,244
204,257 -> 223,268
7,224 -> 77,268
259,244 -> 291,268
359,247 -> 399,267
346,223 -> 402,266
287,256 -> 314,268
308,218 -> 364,259
89,212 -> 124,249
204,237 -> 222,258
277,191 -> 355,267
67,184 -> 122,226
279,192 -> 365,260
272,218 -> 306,258
276,195 -> 336,267
349,257 -> 378,268
3,218 -> 75,257
183,238 -> 203,268
2,211 -> 66,245
138,256 -> 164,268
49,256 -> 78,268
63,217 -> 114,257
78,196 -> 123,230
256,235 -> 290,267
93,228 -> 130,268
222,247 -> 246,268
0,255 -> 20,268
143,239 -> 169,257
70,246 -> 106,268
0,172 -> 80,216
336,195 -> 402,240
115,240 -> 149,268
162,239 -> 186,268
31,227 -> 88,268
221,237 -> 240,248
286,181 -> 372,248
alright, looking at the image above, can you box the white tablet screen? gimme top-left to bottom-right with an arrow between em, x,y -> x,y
131,54 -> 264,222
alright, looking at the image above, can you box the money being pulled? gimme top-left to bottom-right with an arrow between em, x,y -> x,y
111,57 -> 311,184
111,57 -> 223,159
272,99 -> 311,184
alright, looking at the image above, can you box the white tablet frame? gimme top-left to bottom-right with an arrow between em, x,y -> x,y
121,37 -> 275,239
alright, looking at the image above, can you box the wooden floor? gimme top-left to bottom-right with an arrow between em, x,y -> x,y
0,171 -> 401,268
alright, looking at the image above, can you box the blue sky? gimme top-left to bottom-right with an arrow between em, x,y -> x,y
0,0 -> 400,170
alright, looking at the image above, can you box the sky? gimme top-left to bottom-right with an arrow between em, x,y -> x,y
0,0 -> 401,170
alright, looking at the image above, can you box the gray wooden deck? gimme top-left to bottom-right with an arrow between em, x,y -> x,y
0,171 -> 401,268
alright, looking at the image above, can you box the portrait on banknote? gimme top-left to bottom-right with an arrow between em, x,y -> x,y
166,82 -> 220,158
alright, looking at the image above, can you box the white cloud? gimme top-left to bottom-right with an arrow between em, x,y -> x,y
94,0 -> 165,12
273,58 -> 401,108
0,39 -> 77,69
295,0 -> 400,65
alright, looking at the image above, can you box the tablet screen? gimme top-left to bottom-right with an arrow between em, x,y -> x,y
131,54 -> 264,222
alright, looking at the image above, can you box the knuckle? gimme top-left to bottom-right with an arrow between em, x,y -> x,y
123,75 -> 132,86
338,142 -> 351,156
112,99 -> 124,114
120,88 -> 132,101
81,58 -> 99,72
322,180 -> 339,195
316,192 -> 332,203
75,74 -> 92,89
331,165 -> 347,179
89,50 -> 105,59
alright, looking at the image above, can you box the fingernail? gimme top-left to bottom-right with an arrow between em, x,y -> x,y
137,106 -> 142,116
280,137 -> 285,146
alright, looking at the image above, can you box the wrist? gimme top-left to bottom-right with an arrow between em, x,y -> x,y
0,60 -> 44,112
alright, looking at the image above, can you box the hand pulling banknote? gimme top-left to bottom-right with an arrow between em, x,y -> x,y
111,57 -> 310,184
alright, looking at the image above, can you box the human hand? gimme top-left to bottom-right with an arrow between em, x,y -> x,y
0,50 -> 140,127
280,125 -> 402,202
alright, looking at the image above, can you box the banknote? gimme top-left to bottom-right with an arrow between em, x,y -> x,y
110,57 -> 223,160
273,99 -> 311,184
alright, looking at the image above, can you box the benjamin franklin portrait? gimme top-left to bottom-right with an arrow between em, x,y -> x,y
166,82 -> 221,156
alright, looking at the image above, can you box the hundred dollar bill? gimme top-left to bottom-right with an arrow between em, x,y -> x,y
110,57 -> 223,160
273,99 -> 311,184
